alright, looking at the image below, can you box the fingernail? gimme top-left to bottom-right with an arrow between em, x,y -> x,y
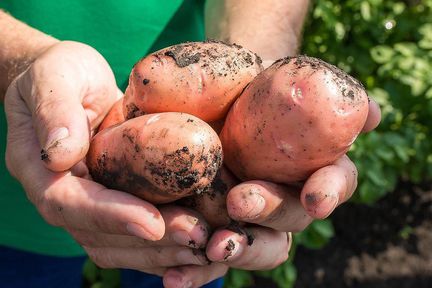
241,192 -> 265,219
287,232 -> 293,252
46,127 -> 69,150
172,231 -> 194,247
323,196 -> 339,218
186,215 -> 199,225
126,222 -> 158,241
177,249 -> 207,265
305,192 -> 338,219
223,238 -> 240,261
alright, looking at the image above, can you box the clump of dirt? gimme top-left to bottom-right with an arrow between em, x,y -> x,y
224,239 -> 236,260
164,46 -> 201,68
155,41 -> 263,80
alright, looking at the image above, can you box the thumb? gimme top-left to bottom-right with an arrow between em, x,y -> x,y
15,41 -> 118,172
16,68 -> 91,172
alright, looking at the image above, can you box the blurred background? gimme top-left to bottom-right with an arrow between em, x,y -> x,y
83,0 -> 432,287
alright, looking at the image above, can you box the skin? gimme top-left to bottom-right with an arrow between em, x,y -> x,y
205,0 -> 310,68
220,56 -> 370,182
179,166 -> 238,228
98,97 -> 125,131
87,113 -> 223,203
124,41 -> 263,122
3,40 -> 217,278
0,10 -> 227,287
1,1 -> 382,287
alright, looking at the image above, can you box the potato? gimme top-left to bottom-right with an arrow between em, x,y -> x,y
123,40 -> 263,122
97,97 -> 126,132
220,56 -> 369,183
87,112 -> 223,204
179,166 -> 238,228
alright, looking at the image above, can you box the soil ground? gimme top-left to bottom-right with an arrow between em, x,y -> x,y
293,181 -> 432,288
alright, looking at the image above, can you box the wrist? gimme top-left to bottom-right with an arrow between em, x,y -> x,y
6,38 -> 59,84
0,10 -> 59,101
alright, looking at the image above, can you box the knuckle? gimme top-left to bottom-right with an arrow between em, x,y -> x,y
143,250 -> 160,268
38,200 -> 63,227
33,97 -> 61,123
38,183 -> 72,227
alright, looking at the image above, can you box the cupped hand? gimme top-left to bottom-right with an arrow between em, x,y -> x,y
4,41 -> 218,283
202,99 -> 381,270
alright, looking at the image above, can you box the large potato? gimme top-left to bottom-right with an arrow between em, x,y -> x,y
221,56 -> 369,183
87,112 -> 223,203
123,40 -> 263,122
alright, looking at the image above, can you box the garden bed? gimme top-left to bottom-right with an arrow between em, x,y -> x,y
293,181 -> 432,287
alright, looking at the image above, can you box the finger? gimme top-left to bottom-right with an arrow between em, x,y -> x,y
43,177 -> 167,240
17,65 -> 90,172
179,166 -> 238,228
227,181 -> 313,232
85,246 -> 209,271
70,160 -> 91,179
206,227 -> 291,270
6,86 -> 165,240
163,263 -> 228,288
301,155 -> 358,219
362,97 -> 381,132
16,42 -> 118,171
159,205 -> 210,248
68,205 -> 210,248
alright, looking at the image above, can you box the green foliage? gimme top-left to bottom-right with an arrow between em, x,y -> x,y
302,0 -> 432,205
255,261 -> 297,288
83,259 -> 120,288
295,219 -> 334,249
227,0 -> 432,287
224,269 -> 253,288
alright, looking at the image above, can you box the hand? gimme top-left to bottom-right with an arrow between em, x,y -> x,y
200,99 -> 381,270
77,205 -> 212,276
3,41 -> 216,282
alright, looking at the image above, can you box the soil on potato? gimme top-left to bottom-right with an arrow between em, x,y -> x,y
247,181 -> 432,288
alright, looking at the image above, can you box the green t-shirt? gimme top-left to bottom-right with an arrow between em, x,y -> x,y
0,0 -> 205,256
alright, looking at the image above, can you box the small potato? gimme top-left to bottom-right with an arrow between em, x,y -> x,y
98,97 -> 126,132
123,40 -> 263,122
179,166 -> 239,228
87,113 -> 223,203
221,56 -> 369,183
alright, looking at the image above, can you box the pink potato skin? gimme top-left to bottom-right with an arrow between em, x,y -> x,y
87,112 -> 223,204
97,97 -> 126,132
220,56 -> 369,183
123,41 -> 263,122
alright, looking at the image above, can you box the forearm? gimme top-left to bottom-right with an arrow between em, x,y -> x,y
0,10 -> 58,102
205,0 -> 309,65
